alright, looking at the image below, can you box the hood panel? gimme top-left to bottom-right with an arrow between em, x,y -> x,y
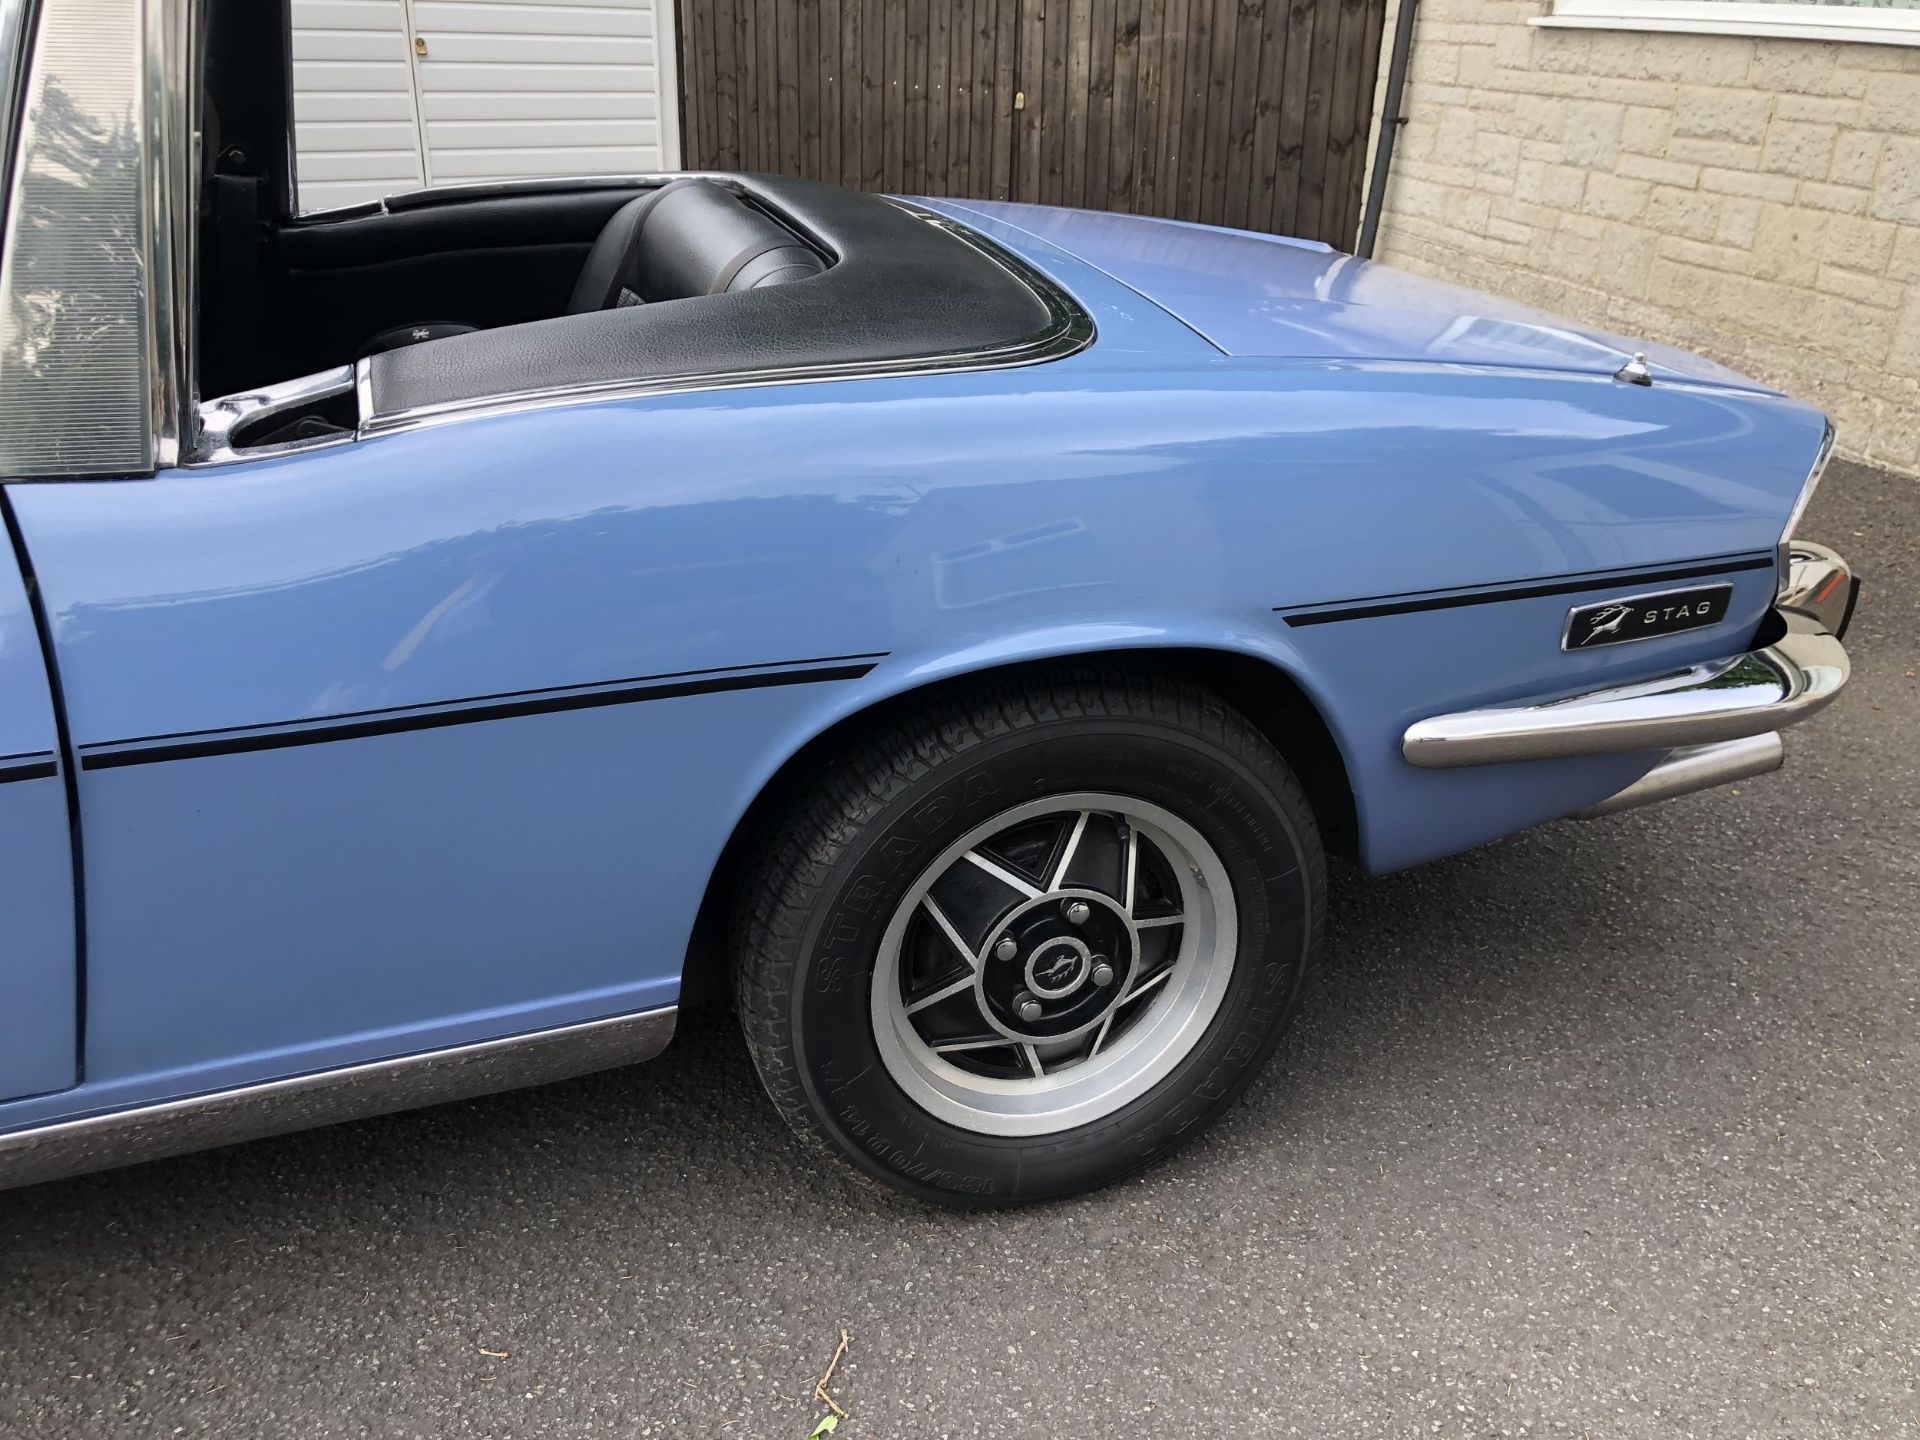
928,199 -> 1770,392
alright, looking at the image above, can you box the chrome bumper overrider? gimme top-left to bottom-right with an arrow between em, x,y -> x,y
1402,542 -> 1855,772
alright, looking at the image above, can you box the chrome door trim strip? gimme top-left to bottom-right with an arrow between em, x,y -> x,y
0,1005 -> 677,1191
354,201 -> 1096,440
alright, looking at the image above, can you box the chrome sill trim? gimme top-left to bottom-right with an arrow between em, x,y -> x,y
357,200 -> 1096,440
1574,733 -> 1784,820
1403,544 -> 1852,769
0,1005 -> 676,1192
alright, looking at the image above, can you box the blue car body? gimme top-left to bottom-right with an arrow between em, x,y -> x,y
0,93 -> 1851,1191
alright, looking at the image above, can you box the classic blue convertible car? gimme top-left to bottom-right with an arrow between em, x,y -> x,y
0,0 -> 1856,1205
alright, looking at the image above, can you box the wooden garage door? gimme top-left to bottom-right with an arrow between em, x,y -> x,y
677,0 -> 1388,249
291,0 -> 683,213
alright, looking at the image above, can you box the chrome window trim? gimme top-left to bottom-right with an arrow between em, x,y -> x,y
355,201 -> 1096,441
0,1004 -> 678,1191
0,0 -> 31,214
0,0 -> 192,478
144,0 -> 189,468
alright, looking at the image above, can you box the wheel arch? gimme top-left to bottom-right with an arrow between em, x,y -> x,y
678,639 -> 1360,1005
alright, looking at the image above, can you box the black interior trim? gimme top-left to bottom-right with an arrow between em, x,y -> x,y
1278,554 -> 1777,626
364,174 -> 1069,423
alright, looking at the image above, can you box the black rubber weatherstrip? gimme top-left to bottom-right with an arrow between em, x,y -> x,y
1277,553 -> 1774,627
81,656 -> 884,770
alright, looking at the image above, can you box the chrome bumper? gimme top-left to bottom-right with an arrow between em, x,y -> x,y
1403,542 -> 1855,770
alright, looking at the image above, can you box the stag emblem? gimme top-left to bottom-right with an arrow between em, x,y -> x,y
1578,603 -> 1634,645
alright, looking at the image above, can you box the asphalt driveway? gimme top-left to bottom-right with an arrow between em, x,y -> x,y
1,460 -> 1914,1438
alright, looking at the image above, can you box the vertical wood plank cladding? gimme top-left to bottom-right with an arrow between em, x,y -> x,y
860,0 -> 884,186
839,0 -> 860,185
1297,0 -> 1342,240
1048,0 -> 1071,204
882,0 -> 905,189
679,0 -> 1382,245
1273,0 -> 1315,235
1325,0 -> 1365,245
1013,0 -> 1041,201
778,0 -> 802,177
1248,0 -> 1289,232
796,0 -> 819,180
927,0 -> 950,197
1343,0 -> 1387,246
949,0 -> 974,197
1198,0 -> 1236,224
677,0 -> 703,168
1125,0 -> 1155,214
990,0 -> 1015,198
903,0 -> 927,194
1221,0 -> 1261,230
1149,0 -> 1187,219
759,0 -> 779,170
1176,0 -> 1211,221
1083,0 -> 1111,210
819,0 -> 841,181
1065,0 -> 1092,208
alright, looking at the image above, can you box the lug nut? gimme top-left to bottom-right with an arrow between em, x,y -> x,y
993,935 -> 1018,962
1064,900 -> 1091,925
1090,960 -> 1115,988
1015,992 -> 1043,1024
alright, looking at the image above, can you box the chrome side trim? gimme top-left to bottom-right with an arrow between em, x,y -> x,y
1574,733 -> 1784,820
1780,539 -> 1855,635
190,363 -> 357,465
357,199 -> 1096,440
0,1005 -> 677,1192
1777,421 -> 1835,583
1403,543 -> 1853,768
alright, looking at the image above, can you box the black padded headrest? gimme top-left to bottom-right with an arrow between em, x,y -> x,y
567,178 -> 824,314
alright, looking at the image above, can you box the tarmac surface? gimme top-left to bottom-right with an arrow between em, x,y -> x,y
1,460 -> 1914,1438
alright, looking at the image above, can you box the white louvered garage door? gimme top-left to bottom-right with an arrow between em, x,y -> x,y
291,0 -> 428,213
291,0 -> 681,213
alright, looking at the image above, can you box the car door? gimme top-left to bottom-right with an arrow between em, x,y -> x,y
0,502 -> 77,1103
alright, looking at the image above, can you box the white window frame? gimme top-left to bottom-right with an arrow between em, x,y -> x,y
1532,1 -> 1920,47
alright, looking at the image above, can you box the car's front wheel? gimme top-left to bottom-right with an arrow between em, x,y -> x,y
733,667 -> 1325,1205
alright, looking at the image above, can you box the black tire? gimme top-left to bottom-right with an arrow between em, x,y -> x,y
731,665 -> 1326,1207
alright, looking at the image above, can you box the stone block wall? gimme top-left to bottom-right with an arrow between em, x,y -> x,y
1366,1 -> 1920,475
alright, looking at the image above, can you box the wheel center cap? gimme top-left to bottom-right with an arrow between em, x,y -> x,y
1025,938 -> 1091,999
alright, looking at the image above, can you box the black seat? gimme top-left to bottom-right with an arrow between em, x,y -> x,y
567,178 -> 825,314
